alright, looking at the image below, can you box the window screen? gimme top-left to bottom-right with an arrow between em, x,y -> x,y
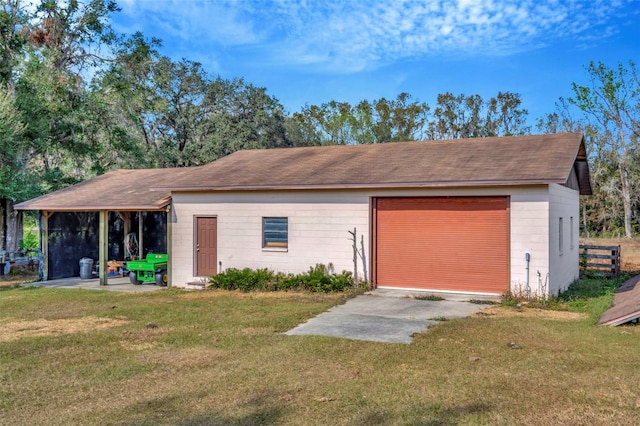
263,217 -> 288,248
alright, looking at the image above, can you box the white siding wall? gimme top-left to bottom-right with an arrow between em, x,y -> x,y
548,183 -> 580,295
171,191 -> 370,287
509,188 -> 550,297
170,186 -> 554,293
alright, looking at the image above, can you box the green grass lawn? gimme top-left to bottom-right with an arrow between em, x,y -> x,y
1,285 -> 640,425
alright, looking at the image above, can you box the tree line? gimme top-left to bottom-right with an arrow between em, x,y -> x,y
0,0 -> 638,253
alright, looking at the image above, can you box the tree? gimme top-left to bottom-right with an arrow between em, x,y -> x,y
0,0 -> 124,253
428,92 -> 484,139
0,0 -> 29,252
99,44 -> 290,167
371,93 -> 429,142
202,78 -> 289,159
0,0 -> 28,94
0,87 -> 28,251
287,93 -> 429,146
570,61 -> 640,238
485,91 -> 529,136
285,111 -> 324,147
535,98 -> 581,135
93,32 -> 164,169
427,91 -> 529,139
286,103 -> 348,146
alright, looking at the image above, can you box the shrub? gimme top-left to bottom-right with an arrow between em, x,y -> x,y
559,274 -> 629,301
20,229 -> 39,251
209,268 -> 275,291
283,264 -> 354,293
271,274 -> 301,292
209,263 -> 356,293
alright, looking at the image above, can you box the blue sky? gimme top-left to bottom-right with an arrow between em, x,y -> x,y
111,0 -> 640,125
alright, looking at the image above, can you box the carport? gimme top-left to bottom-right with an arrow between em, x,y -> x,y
14,168 -> 187,286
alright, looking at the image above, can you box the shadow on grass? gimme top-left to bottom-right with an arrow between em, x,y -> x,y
421,402 -> 491,426
116,391 -> 287,426
353,402 -> 492,425
176,407 -> 284,426
111,387 -> 492,425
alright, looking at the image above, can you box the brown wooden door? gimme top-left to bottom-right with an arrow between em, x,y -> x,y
374,197 -> 509,294
196,217 -> 217,276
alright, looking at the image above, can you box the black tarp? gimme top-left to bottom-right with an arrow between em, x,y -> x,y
139,212 -> 167,255
46,212 -> 98,280
45,211 -> 167,280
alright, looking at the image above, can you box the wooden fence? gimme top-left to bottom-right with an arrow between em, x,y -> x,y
579,244 -> 621,279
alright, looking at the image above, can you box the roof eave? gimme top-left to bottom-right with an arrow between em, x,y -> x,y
164,180 -> 562,193
571,135 -> 593,196
14,202 -> 171,212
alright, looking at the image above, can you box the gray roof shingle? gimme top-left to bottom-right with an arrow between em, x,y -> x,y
15,132 -> 591,211
163,132 -> 590,192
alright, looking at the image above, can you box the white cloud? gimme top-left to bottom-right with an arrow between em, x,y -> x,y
114,0 -> 637,73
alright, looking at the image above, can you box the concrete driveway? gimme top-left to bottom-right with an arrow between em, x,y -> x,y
285,289 -> 494,344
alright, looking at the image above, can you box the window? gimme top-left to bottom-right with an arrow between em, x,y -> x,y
559,217 -> 564,254
263,217 -> 288,249
570,216 -> 574,250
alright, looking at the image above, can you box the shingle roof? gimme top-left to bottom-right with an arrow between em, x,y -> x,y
15,168 -> 196,211
15,132 -> 591,212
163,132 -> 591,193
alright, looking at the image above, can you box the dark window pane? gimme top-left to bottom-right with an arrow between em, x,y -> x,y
263,217 -> 288,248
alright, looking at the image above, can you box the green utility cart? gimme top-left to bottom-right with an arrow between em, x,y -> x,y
126,253 -> 168,286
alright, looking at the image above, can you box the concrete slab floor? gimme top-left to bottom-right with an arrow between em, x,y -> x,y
285,290 -> 494,344
21,277 -> 165,293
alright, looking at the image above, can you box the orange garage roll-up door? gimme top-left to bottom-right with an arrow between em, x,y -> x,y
374,197 -> 509,294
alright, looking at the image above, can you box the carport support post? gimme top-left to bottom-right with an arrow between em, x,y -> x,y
166,205 -> 172,287
99,210 -> 108,286
138,211 -> 144,259
41,211 -> 52,281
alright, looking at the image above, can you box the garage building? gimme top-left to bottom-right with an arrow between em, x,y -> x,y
165,132 -> 590,297
17,132 -> 591,297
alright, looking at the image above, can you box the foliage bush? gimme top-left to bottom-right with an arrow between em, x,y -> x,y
209,268 -> 275,292
20,229 -> 39,251
559,273 -> 630,301
500,274 -> 632,323
209,263 -> 357,293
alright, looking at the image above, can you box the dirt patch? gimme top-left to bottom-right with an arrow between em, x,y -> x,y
475,306 -> 586,320
140,346 -> 231,369
176,289 -> 348,304
0,316 -> 131,342
240,326 -> 276,336
119,326 -> 168,351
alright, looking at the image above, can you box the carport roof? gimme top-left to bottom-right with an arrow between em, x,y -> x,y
15,132 -> 591,212
162,132 -> 591,194
15,167 -> 197,211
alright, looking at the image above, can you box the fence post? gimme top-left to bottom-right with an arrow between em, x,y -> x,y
615,245 -> 620,280
578,244 -> 621,280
